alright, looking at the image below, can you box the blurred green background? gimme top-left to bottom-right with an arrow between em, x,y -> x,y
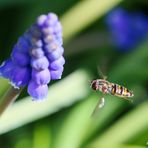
0,0 -> 148,148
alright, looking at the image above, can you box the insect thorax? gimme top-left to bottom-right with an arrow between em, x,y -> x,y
98,79 -> 111,94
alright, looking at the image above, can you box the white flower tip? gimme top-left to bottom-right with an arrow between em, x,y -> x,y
48,13 -> 58,20
37,15 -> 47,26
9,81 -> 20,89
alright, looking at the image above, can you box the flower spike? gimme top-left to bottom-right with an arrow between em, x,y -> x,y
0,13 -> 65,100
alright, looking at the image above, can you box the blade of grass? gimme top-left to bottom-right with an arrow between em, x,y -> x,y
0,69 -> 90,134
90,101 -> 148,147
61,0 -> 122,43
53,95 -> 96,148
87,144 -> 147,148
53,93 -> 128,148
33,122 -> 51,148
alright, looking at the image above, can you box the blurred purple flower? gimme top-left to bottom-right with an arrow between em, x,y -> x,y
105,8 -> 148,51
0,13 -> 65,101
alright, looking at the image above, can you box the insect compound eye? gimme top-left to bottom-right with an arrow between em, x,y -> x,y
91,80 -> 97,90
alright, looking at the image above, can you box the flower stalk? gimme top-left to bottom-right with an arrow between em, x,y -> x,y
0,86 -> 22,116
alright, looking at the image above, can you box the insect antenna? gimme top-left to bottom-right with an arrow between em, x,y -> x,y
97,66 -> 107,80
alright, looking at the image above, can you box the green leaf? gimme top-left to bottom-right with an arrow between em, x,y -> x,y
53,95 -> 96,148
0,69 -> 90,134
53,94 -> 126,148
61,0 -> 122,43
87,144 -> 147,148
90,101 -> 148,147
33,122 -> 52,148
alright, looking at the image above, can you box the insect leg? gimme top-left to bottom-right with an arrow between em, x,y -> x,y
122,97 -> 133,103
91,96 -> 105,117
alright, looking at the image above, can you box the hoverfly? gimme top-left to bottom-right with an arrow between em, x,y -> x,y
90,68 -> 134,115
90,79 -> 134,99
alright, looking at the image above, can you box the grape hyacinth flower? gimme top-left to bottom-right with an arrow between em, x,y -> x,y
105,8 -> 148,51
0,13 -> 65,101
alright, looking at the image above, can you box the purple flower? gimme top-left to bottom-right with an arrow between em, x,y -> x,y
28,81 -> 48,101
32,69 -> 51,85
0,13 -> 65,100
105,8 -> 148,51
0,59 -> 15,78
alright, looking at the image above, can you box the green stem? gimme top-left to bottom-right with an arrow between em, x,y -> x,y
0,86 -> 22,116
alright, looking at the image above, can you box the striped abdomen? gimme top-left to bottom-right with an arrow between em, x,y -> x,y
110,83 -> 133,98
